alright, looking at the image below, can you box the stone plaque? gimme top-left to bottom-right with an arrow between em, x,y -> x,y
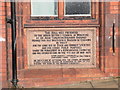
26,28 -> 96,68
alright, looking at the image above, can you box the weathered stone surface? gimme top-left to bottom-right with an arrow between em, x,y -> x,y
26,28 -> 96,69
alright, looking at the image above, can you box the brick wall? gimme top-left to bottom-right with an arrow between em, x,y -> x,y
0,1 -> 120,88
0,1 -> 8,88
105,2 -> 120,76
0,1 -> 12,88
118,1 -> 120,77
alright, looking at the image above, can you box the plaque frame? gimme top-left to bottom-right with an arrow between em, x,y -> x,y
23,28 -> 99,69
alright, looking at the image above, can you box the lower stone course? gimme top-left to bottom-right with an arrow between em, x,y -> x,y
39,77 -> 119,88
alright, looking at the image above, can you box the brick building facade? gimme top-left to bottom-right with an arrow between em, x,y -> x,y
0,0 -> 120,88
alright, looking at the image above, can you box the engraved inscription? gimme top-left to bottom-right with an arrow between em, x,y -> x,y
26,28 -> 96,68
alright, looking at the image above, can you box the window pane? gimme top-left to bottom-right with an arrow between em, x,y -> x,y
65,0 -> 91,16
31,0 -> 57,16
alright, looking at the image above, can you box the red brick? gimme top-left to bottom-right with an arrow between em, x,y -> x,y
110,2 -> 119,6
63,68 -> 76,78
0,1 -> 120,88
110,5 -> 119,10
110,9 -> 119,14
24,69 -> 63,78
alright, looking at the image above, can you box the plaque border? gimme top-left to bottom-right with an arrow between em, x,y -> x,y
24,28 -> 98,69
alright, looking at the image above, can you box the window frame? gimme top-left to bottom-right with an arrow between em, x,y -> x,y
31,0 -> 92,17
31,0 -> 58,17
30,0 -> 97,19
20,0 -> 100,28
64,0 -> 92,17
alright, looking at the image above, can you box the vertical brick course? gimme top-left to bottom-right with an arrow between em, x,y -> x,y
0,1 -> 8,88
105,2 -> 119,76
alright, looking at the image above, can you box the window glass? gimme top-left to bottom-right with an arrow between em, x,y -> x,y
31,0 -> 57,16
65,0 -> 91,16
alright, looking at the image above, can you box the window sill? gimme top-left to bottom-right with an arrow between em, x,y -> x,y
30,16 -> 94,21
24,23 -> 100,28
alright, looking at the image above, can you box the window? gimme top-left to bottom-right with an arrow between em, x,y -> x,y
31,0 -> 58,16
31,0 -> 91,17
65,0 -> 91,16
22,1 -> 99,28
